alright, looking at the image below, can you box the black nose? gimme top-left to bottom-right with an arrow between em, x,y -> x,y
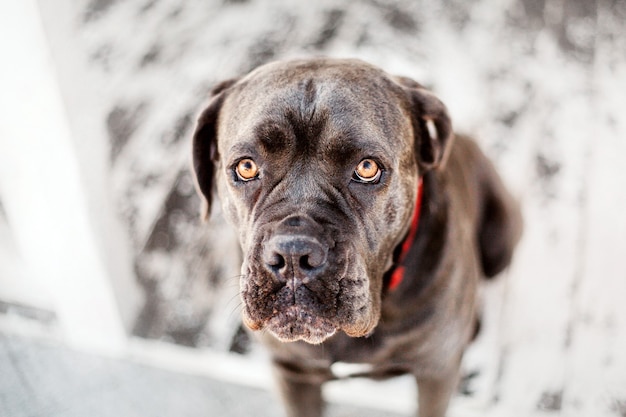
263,235 -> 328,282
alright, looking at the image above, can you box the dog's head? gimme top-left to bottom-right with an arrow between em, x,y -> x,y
192,58 -> 452,344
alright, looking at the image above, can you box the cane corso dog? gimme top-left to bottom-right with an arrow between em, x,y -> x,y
192,57 -> 522,417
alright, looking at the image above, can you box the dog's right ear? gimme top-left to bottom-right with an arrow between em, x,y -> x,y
192,78 -> 239,220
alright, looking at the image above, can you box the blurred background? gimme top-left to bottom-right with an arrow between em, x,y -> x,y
1,0 -> 625,416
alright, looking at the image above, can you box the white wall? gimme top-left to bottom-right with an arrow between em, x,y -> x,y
0,0 -> 132,354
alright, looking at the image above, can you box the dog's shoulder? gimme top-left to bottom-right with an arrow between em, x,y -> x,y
446,134 -> 523,278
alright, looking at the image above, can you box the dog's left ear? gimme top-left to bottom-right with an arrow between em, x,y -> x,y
396,77 -> 454,172
192,78 -> 239,220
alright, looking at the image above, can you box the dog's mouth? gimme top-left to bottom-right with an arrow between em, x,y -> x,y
241,277 -> 342,344
262,306 -> 338,344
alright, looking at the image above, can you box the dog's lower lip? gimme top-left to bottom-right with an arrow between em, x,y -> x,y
266,306 -> 338,344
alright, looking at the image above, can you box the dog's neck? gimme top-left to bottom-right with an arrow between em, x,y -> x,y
387,178 -> 424,291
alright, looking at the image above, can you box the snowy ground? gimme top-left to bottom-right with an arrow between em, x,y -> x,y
1,0 -> 626,416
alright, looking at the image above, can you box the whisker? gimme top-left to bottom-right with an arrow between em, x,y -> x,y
228,300 -> 244,322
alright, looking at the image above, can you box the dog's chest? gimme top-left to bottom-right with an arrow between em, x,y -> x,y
318,330 -> 416,378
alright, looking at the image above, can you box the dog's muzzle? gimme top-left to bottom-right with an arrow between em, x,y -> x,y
241,214 -> 351,343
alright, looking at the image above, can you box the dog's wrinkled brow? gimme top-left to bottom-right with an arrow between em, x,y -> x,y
325,140 -> 359,165
256,121 -> 292,155
252,117 -> 389,170
253,109 -> 328,157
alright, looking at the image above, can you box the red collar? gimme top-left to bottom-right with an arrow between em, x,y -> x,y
387,178 -> 424,291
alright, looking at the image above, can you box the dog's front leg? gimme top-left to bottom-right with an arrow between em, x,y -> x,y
272,360 -> 328,417
415,365 -> 461,417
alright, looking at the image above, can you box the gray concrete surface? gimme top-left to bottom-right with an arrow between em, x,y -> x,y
0,333 -> 402,417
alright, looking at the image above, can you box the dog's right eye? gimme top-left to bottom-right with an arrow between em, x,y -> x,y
235,158 -> 259,181
352,158 -> 382,184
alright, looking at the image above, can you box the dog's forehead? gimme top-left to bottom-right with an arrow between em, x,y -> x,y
244,58 -> 396,90
220,59 -> 412,160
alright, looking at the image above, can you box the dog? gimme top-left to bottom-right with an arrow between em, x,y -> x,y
192,57 -> 522,417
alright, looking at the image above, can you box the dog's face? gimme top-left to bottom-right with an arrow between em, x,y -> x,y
193,58 -> 452,344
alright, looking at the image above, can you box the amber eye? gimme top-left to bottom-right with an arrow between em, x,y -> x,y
235,158 -> 259,181
353,159 -> 382,183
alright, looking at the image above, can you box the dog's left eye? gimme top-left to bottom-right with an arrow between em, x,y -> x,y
352,159 -> 382,183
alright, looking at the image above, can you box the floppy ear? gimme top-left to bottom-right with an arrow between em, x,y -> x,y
396,77 -> 454,172
192,79 -> 239,220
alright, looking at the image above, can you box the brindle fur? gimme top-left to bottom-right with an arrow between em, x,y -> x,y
192,58 -> 522,417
